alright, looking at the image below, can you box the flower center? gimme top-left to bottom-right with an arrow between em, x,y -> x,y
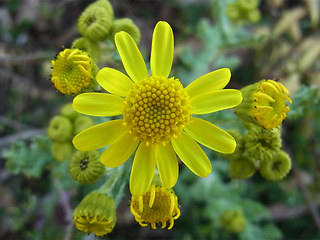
130,186 -> 180,229
80,157 -> 89,170
51,49 -> 93,95
250,80 -> 292,129
123,76 -> 192,145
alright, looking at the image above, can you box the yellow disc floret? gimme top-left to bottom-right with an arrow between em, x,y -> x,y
130,185 -> 180,230
51,48 -> 93,95
123,76 -> 192,146
251,80 -> 292,129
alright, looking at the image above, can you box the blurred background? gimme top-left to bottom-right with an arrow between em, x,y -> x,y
0,0 -> 319,239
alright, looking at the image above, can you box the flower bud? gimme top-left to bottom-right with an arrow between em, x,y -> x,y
48,116 -> 73,142
51,48 -> 99,95
73,191 -> 116,236
77,0 -> 114,41
73,116 -> 94,135
229,157 -> 256,179
238,0 -> 258,11
234,80 -> 292,129
219,209 -> 246,234
60,103 -> 81,121
130,181 -> 180,230
110,18 -> 141,44
72,37 -> 101,62
259,150 -> 291,181
51,141 -> 73,162
244,123 -> 282,162
69,150 -> 105,184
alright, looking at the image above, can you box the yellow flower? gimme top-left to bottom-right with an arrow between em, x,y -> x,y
72,21 -> 243,196
130,184 -> 180,229
235,80 -> 292,129
51,48 -> 97,95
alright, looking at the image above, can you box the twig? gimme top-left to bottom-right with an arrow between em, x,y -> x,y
269,195 -> 320,221
0,129 -> 46,148
0,51 -> 54,65
292,162 -> 320,232
54,178 -> 74,240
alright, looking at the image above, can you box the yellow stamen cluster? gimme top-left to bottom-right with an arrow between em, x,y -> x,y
251,80 -> 292,129
51,48 -> 93,95
130,185 -> 180,229
74,215 -> 114,237
123,76 -> 192,146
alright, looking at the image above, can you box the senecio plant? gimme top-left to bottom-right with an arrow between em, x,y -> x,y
48,0 -> 292,237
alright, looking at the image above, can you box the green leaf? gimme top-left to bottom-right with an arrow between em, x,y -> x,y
287,85 -> 318,119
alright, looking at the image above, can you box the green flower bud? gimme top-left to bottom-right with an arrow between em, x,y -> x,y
74,116 -> 94,135
221,130 -> 244,161
219,209 -> 246,234
247,9 -> 261,23
77,0 -> 114,41
110,18 -> 141,44
238,0 -> 258,11
234,80 -> 292,129
229,157 -> 256,179
51,48 -> 99,95
259,150 -> 291,181
48,116 -> 73,142
73,191 -> 116,236
60,103 -> 81,121
226,2 -> 241,22
51,141 -> 73,162
69,150 -> 105,184
72,37 -> 101,63
244,124 -> 282,162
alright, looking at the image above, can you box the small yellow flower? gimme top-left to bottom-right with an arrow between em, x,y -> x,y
235,80 -> 292,129
73,191 -> 116,236
251,80 -> 292,129
51,48 -> 95,95
72,21 -> 242,196
130,184 -> 180,229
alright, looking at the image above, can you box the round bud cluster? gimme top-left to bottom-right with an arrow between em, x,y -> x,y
75,0 -> 141,63
224,123 -> 291,181
226,0 -> 261,24
227,79 -> 292,181
48,103 -> 94,162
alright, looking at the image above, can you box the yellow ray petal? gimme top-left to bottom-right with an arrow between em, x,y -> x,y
72,120 -> 126,151
191,89 -> 242,114
171,132 -> 212,177
156,143 -> 178,189
184,118 -> 236,154
73,93 -> 123,116
130,143 -> 156,196
115,31 -> 148,83
96,67 -> 134,97
100,131 -> 139,168
185,68 -> 231,98
150,21 -> 174,78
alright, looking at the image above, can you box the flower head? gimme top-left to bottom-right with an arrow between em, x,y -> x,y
72,21 -> 242,196
51,48 -> 98,95
130,183 -> 180,229
235,79 -> 292,129
69,150 -> 105,184
77,0 -> 114,41
73,191 -> 116,236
